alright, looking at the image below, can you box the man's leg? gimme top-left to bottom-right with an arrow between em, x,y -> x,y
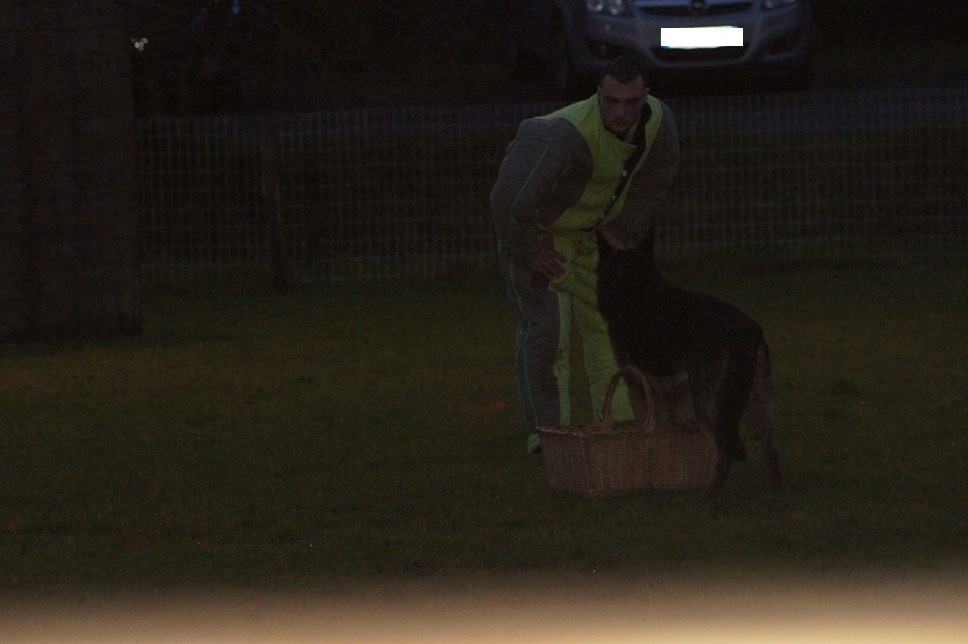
500,255 -> 572,452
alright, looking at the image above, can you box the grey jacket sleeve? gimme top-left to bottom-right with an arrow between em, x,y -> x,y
602,101 -> 679,248
490,117 -> 589,265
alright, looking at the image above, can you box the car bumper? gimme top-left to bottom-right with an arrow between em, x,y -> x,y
572,5 -> 813,78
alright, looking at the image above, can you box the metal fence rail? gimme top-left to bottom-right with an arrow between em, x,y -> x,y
135,88 -> 968,285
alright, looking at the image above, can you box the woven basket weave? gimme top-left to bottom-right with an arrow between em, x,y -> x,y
537,366 -> 717,498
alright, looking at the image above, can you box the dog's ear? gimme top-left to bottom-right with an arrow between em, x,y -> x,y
638,226 -> 656,265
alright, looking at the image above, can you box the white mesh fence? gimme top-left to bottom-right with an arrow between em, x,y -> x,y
136,88 -> 968,285
664,88 -> 968,262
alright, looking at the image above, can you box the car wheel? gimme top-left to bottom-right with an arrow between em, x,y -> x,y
776,22 -> 817,92
548,23 -> 591,99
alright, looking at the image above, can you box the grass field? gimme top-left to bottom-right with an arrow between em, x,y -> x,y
1,266 -> 966,600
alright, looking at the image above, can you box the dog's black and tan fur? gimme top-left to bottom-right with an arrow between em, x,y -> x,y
597,228 -> 782,494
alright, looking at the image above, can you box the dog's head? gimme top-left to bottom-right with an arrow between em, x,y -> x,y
596,227 -> 662,316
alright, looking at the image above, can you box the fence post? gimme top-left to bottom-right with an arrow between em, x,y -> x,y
260,129 -> 289,292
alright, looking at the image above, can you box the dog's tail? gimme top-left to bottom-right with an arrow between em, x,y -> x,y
747,342 -> 783,487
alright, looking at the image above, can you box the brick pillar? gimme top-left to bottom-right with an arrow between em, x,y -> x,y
0,0 -> 141,340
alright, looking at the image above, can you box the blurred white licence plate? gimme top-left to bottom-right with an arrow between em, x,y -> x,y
660,27 -> 743,49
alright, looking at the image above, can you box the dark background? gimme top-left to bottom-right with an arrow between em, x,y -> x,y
124,1 -> 968,116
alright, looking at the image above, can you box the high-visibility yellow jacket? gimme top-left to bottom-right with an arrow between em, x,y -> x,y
491,93 -> 679,266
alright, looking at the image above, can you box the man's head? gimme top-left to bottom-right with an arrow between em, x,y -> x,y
598,56 -> 649,139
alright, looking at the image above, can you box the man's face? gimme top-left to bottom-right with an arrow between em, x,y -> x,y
598,74 -> 649,138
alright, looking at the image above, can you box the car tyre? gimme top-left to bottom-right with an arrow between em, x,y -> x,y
547,24 -> 593,99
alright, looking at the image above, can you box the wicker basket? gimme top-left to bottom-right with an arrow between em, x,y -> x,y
537,366 -> 717,498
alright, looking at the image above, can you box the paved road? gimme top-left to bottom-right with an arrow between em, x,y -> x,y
141,87 -> 967,142
666,87 -> 968,133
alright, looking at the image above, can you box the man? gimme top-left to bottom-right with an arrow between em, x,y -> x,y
490,56 -> 679,453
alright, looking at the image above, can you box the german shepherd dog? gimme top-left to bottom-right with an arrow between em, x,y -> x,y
597,228 -> 782,494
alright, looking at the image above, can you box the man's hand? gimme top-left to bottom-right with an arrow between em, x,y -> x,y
532,233 -> 567,281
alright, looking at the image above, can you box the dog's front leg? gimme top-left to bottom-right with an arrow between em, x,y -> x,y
689,385 -> 731,496
707,457 -> 731,496
685,358 -> 732,496
660,371 -> 696,430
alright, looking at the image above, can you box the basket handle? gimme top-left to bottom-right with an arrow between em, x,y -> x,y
602,365 -> 658,431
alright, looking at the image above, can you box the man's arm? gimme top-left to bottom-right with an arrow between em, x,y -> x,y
490,117 -> 588,267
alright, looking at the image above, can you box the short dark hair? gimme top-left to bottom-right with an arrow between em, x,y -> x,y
599,56 -> 646,85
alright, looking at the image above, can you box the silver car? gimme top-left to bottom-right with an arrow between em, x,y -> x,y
508,0 -> 816,95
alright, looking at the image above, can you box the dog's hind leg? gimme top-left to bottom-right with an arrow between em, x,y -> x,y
705,341 -> 764,495
747,343 -> 783,487
715,355 -> 753,463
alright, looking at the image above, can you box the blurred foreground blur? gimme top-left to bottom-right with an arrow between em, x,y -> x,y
2,570 -> 965,642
